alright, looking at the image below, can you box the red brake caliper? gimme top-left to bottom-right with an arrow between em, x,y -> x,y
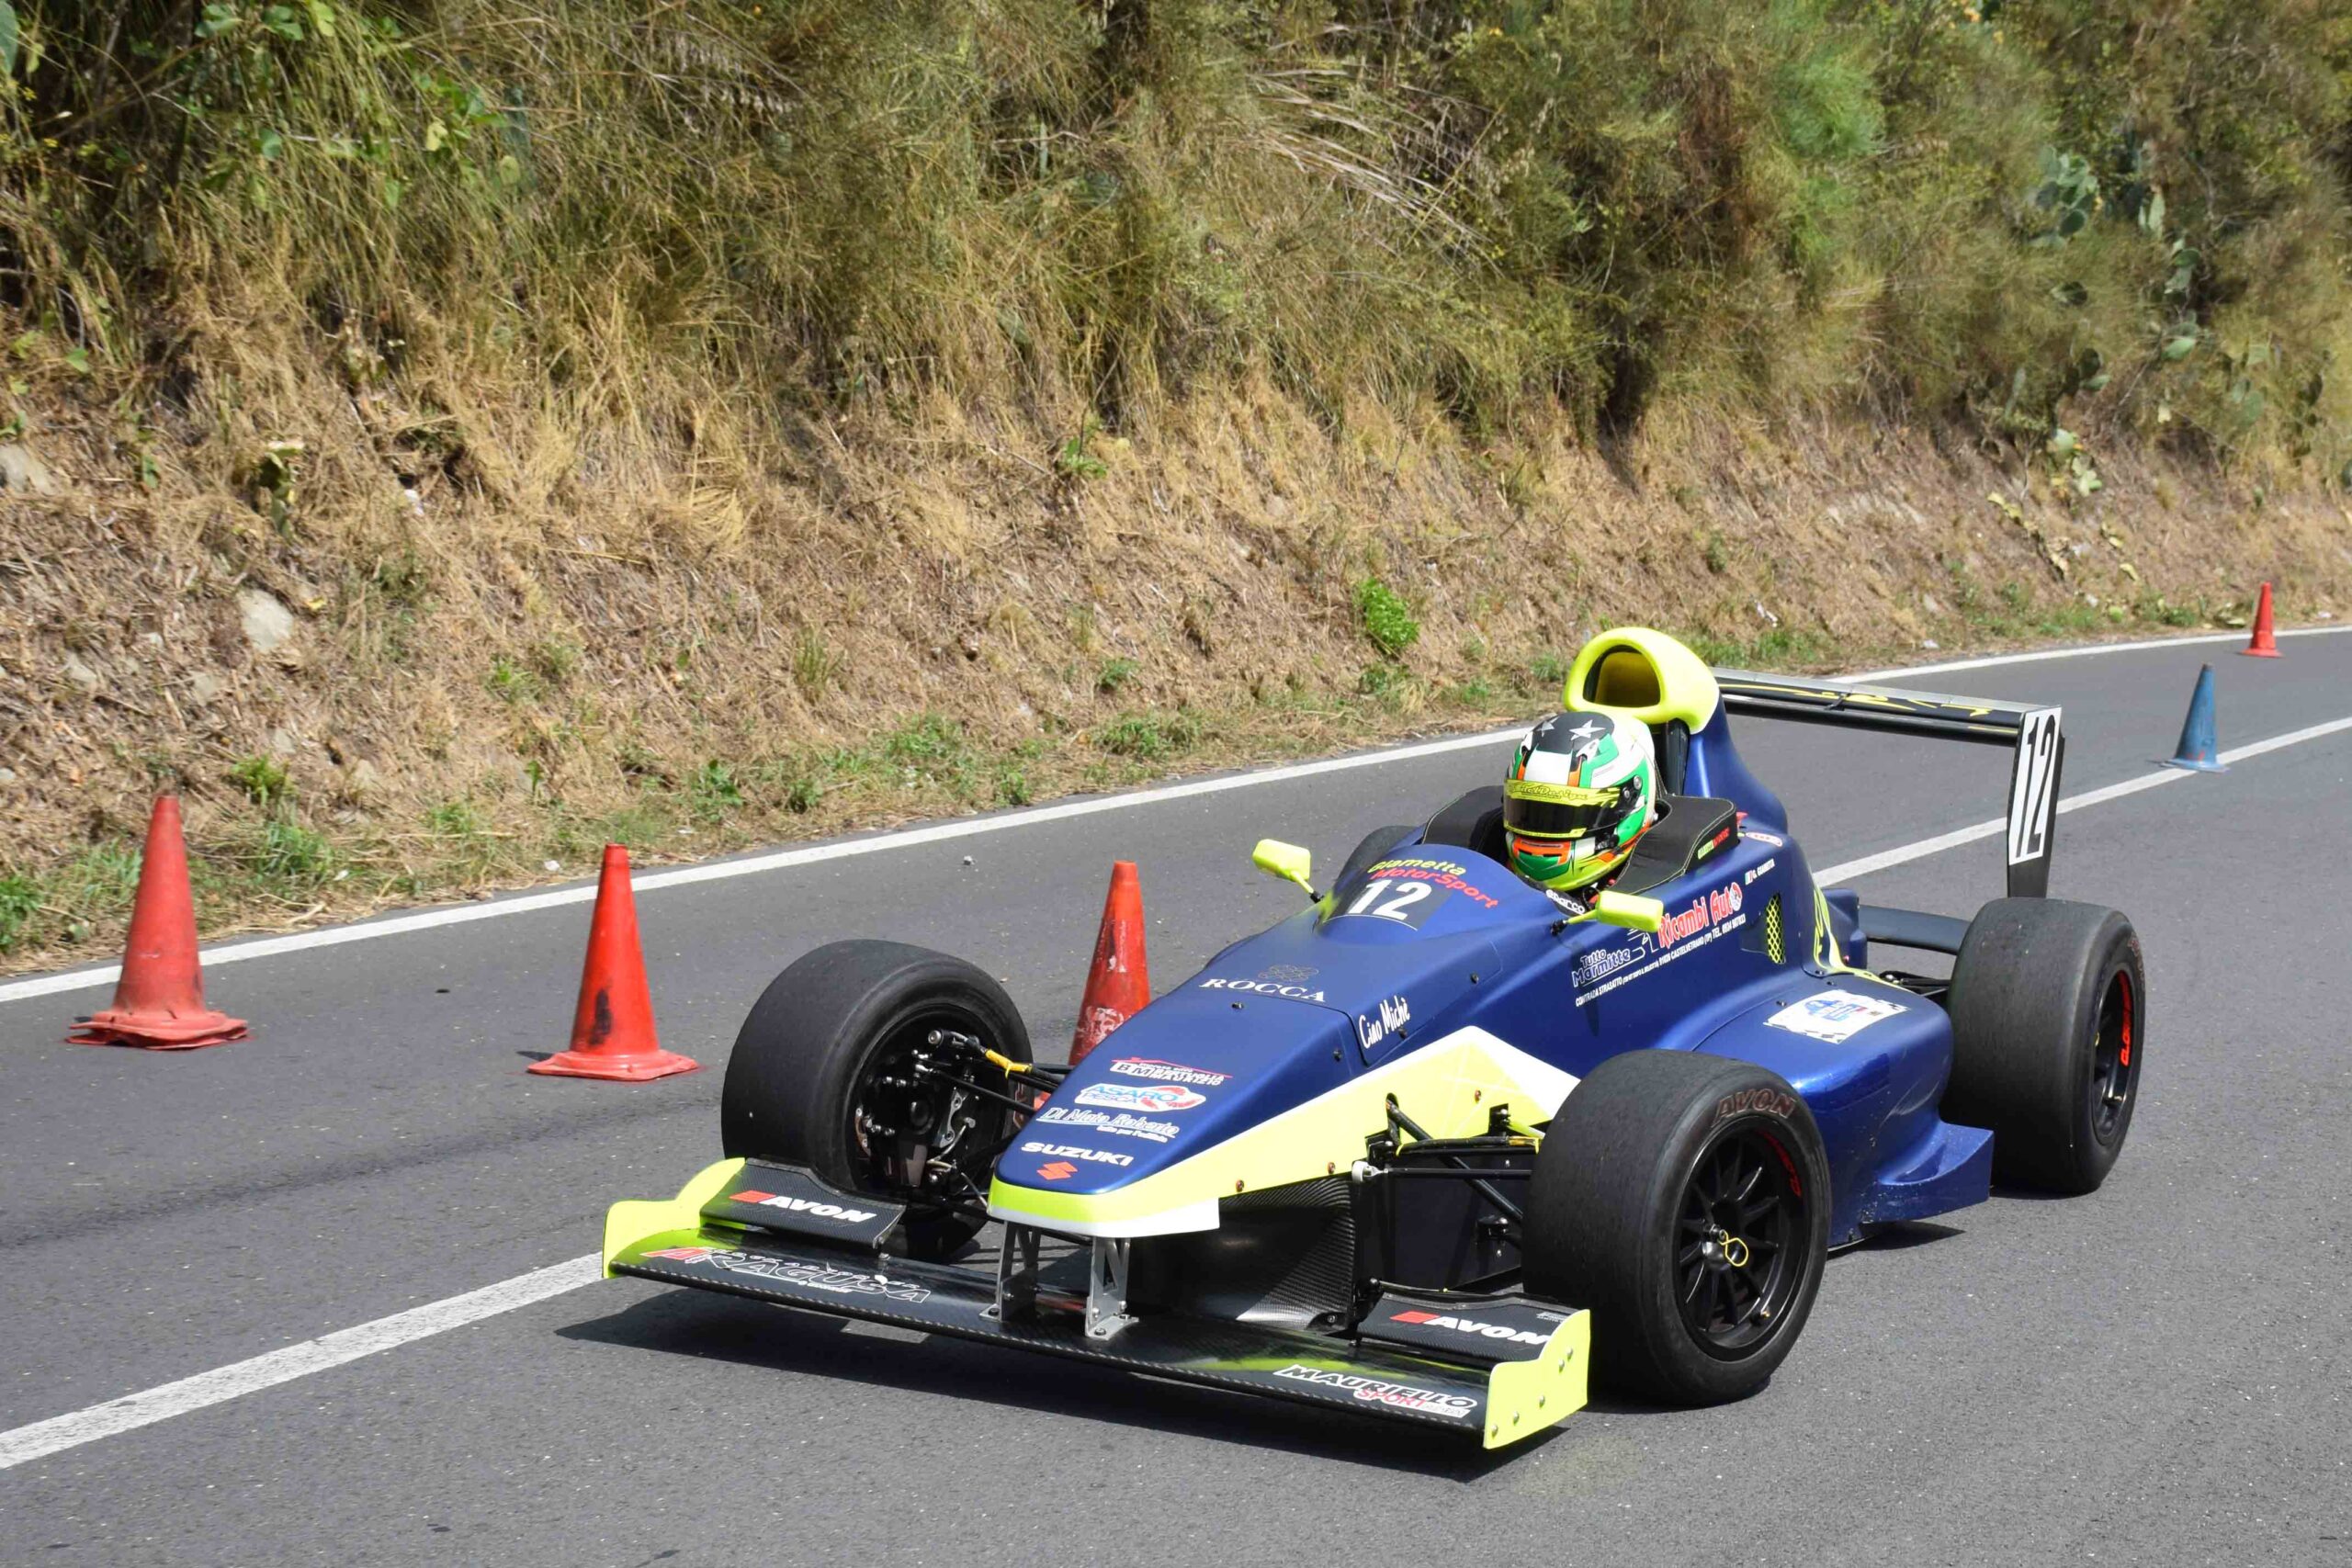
2118,975 -> 2133,1067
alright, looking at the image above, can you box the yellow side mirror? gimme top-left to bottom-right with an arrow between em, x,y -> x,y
1576,890 -> 1665,933
1251,839 -> 1317,899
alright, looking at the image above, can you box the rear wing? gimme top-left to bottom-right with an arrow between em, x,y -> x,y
1713,670 -> 2064,898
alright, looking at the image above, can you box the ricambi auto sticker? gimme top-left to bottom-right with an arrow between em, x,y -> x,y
1272,1365 -> 1476,1419
1575,883 -> 1747,1007
640,1247 -> 931,1304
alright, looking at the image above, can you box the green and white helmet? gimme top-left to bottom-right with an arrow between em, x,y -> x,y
1503,710 -> 1657,889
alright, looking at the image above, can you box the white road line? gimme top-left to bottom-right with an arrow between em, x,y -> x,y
1846,622 -> 2348,682
0,1255 -> 599,1472
5,706 -> 2349,1472
6,621 -> 2347,1008
1809,714 -> 2352,884
0,726 -> 1527,1005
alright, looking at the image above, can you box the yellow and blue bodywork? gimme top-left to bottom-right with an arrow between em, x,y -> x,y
984,647 -> 1990,1251
606,628 -> 2048,1449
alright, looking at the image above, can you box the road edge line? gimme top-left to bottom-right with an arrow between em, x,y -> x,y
0,1255 -> 600,1472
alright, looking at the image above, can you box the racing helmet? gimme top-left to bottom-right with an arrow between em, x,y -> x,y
1503,710 -> 1657,889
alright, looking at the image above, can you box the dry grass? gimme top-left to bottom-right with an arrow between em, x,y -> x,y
4,0 -> 2352,964
4,378 -> 2346,971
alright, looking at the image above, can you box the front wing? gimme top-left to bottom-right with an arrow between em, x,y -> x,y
605,1159 -> 1589,1450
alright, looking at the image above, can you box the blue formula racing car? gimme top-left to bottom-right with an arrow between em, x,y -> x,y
603,627 -> 2142,1450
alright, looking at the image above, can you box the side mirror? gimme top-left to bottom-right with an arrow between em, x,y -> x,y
1577,890 -> 1665,933
1251,839 -> 1317,900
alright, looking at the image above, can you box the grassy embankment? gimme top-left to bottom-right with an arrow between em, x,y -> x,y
1,1 -> 2348,965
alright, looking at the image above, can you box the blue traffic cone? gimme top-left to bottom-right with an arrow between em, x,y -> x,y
2158,665 -> 2228,773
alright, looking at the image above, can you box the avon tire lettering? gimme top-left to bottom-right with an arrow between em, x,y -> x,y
1716,1088 -> 1797,1121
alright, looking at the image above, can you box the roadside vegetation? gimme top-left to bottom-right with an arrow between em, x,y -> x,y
1,0 -> 2348,964
8,1 -> 2348,468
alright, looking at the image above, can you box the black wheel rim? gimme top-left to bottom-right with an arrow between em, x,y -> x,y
845,1007 -> 1022,1223
2087,969 -> 2137,1145
1675,1124 -> 1808,1359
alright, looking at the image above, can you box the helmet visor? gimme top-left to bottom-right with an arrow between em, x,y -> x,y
1502,777 -> 1631,841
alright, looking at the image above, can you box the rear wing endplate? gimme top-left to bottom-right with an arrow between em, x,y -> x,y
1713,670 -> 2064,898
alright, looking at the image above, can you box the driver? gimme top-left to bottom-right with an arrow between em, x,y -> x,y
1502,709 -> 1657,893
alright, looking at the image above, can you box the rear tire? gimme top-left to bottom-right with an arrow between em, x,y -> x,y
1525,1050 -> 1831,1404
1943,898 -> 2144,1195
720,940 -> 1032,1258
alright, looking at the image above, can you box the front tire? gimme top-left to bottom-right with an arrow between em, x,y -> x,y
720,940 -> 1031,1259
1525,1050 -> 1831,1404
1943,898 -> 2144,1195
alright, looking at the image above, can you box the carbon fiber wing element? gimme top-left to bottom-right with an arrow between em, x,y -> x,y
1713,669 -> 2064,897
605,1161 -> 1589,1450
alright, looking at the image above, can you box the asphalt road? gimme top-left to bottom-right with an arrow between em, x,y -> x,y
3,631 -> 2349,1567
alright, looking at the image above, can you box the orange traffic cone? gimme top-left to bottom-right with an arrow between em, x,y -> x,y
529,845 -> 698,1081
70,795 -> 248,1049
1069,860 -> 1151,1066
2240,581 -> 2281,657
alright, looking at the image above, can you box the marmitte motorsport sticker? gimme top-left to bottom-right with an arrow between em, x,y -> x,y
1273,1365 -> 1476,1419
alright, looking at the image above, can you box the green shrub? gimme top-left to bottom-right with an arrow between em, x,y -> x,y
531,638 -> 582,688
229,755 -> 291,808
249,819 -> 336,884
690,761 -> 743,819
884,714 -> 967,768
6,0 -> 2349,497
0,873 -> 40,953
425,799 -> 483,838
1354,580 -> 1420,659
486,657 -> 543,705
1095,712 -> 1201,761
792,632 -> 842,701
